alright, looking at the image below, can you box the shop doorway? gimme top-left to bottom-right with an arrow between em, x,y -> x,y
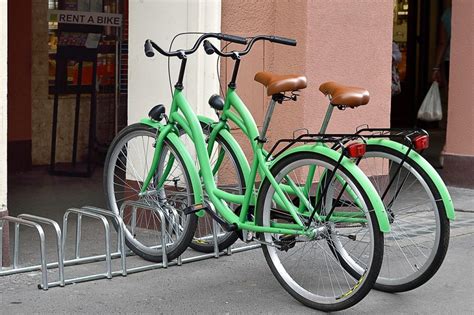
7,0 -> 129,218
391,0 -> 451,167
7,0 -> 129,175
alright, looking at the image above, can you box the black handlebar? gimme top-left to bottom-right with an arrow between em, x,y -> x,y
218,33 -> 247,45
268,35 -> 297,46
144,33 -> 247,58
144,40 -> 155,57
203,40 -> 215,55
202,35 -> 297,59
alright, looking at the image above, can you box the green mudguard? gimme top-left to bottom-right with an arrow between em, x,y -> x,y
366,138 -> 455,220
139,118 -> 205,212
267,144 -> 391,233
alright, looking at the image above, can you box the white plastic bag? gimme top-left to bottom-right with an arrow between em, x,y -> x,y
417,82 -> 442,121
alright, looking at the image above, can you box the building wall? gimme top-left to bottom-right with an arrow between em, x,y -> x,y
128,0 -> 219,125
304,1 -> 392,134
30,0 -> 50,166
7,0 -> 32,171
442,0 -> 474,188
127,0 -> 221,177
221,0 -> 307,162
444,1 -> 473,156
0,0 -> 9,264
222,0 -> 392,149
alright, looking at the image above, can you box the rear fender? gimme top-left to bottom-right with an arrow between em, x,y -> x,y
268,144 -> 391,232
366,138 -> 455,220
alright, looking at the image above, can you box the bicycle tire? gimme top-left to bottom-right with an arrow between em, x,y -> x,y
103,123 -> 198,262
351,145 -> 450,292
256,151 -> 384,312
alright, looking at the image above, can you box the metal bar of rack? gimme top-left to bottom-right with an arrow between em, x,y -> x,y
59,208 -> 115,286
76,205 -> 127,275
0,216 -> 48,289
17,214 -> 65,287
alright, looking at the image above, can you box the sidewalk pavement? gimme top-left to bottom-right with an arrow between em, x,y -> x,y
447,186 -> 474,212
1,185 -> 473,314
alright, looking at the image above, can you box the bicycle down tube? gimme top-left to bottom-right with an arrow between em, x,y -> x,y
140,87 -> 309,236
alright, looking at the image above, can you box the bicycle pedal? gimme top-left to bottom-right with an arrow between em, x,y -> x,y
183,204 -> 208,215
234,205 -> 255,242
185,203 -> 238,232
348,234 -> 357,241
238,231 -> 254,243
275,235 -> 297,252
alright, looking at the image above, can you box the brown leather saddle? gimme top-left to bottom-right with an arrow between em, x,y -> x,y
254,72 -> 369,107
319,81 -> 370,107
254,72 -> 307,96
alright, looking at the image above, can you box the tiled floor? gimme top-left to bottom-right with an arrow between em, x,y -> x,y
8,166 -> 107,222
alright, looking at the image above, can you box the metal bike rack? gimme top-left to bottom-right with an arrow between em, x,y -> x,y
79,206 -> 127,275
0,203 -> 260,290
17,214 -> 65,287
116,200 -> 259,275
0,207 -> 126,289
43,206 -> 128,289
0,216 -> 49,289
63,208 -> 113,282
119,201 -> 169,268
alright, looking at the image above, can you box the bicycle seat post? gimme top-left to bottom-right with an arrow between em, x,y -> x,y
319,102 -> 334,135
258,95 -> 279,143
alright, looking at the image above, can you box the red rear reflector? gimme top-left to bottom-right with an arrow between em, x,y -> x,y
346,143 -> 366,158
413,135 -> 430,151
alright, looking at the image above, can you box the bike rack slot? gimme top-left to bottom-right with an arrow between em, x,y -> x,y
54,208 -> 114,288
0,216 -> 49,290
17,214 -> 65,287
76,206 -> 127,276
119,200 -> 169,268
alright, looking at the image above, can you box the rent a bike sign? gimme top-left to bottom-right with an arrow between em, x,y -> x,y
49,10 -> 122,27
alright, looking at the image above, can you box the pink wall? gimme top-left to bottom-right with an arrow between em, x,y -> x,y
304,1 -> 393,134
444,0 -> 474,157
221,0 -> 307,163
221,0 -> 393,148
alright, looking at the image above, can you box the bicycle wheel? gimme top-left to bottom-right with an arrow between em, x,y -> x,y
355,144 -> 450,292
256,151 -> 384,312
104,123 -> 198,262
187,123 -> 244,253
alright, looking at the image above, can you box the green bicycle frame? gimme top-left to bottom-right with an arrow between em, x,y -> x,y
202,97 -> 454,226
185,89 -> 390,232
139,88 -> 323,237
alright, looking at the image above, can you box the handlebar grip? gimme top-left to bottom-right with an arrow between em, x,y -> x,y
203,40 -> 215,55
218,33 -> 247,45
269,36 -> 297,46
144,40 -> 155,57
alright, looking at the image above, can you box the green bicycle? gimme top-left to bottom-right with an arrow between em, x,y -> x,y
104,33 -> 391,311
190,37 -> 455,293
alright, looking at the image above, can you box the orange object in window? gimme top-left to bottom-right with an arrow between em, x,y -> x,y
72,62 -> 93,86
